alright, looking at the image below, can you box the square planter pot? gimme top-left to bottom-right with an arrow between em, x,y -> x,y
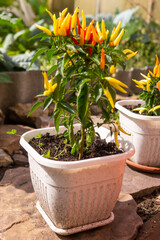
0,71 -> 44,114
20,124 -> 134,235
115,99 -> 160,167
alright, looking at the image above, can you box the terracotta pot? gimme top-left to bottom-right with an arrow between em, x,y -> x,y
115,99 -> 160,167
20,124 -> 134,235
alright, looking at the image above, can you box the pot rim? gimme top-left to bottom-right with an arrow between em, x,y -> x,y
20,124 -> 135,169
115,99 -> 160,121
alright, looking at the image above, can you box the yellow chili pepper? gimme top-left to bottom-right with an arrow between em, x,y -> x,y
82,10 -> 86,29
146,79 -> 150,91
59,13 -> 71,36
125,51 -> 138,60
101,19 -> 108,40
110,21 -> 121,42
42,72 -> 49,89
149,70 -> 155,77
110,65 -> 115,74
113,28 -> 124,46
53,14 -> 59,36
59,8 -> 68,25
133,107 -> 147,114
149,105 -> 160,113
100,48 -> 105,70
71,7 -> 79,30
115,120 -> 131,136
114,131 -> 120,146
105,77 -> 128,88
109,82 -> 127,93
46,9 -> 54,21
140,73 -> 151,81
132,79 -> 144,89
44,83 -> 57,96
61,8 -> 68,17
104,87 -> 114,108
123,49 -> 138,60
43,75 -> 58,96
35,24 -> 52,36
96,22 -> 103,40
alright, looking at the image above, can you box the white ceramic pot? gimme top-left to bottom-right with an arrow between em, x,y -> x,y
115,99 -> 160,167
20,124 -> 134,235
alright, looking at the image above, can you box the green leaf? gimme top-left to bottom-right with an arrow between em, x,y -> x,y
50,109 -> 59,119
6,129 -> 17,135
47,49 -> 60,59
27,101 -> 44,117
29,32 -> 46,40
36,132 -> 41,139
54,109 -> 61,133
86,125 -> 95,148
66,44 -> 77,53
58,57 -> 64,77
90,56 -> 100,65
29,48 -> 48,68
43,150 -> 50,158
77,83 -> 88,123
71,142 -> 79,156
76,78 -> 90,88
95,85 -> 103,102
43,96 -> 53,111
68,122 -> 75,146
59,102 -> 75,114
47,65 -> 58,76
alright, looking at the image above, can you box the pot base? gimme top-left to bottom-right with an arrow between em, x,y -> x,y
126,159 -> 160,173
36,201 -> 114,236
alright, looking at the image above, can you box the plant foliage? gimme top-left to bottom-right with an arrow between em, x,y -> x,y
28,7 -> 137,159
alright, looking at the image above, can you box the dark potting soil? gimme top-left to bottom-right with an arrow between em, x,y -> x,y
124,104 -> 141,112
124,104 -> 155,116
29,132 -> 124,161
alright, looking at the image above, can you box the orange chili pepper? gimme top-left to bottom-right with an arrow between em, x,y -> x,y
91,25 -> 99,42
85,20 -> 94,41
157,81 -> 160,92
80,28 -> 85,44
100,48 -> 105,70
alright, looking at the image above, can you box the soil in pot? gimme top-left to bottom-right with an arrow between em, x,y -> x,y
124,104 -> 141,112
29,132 -> 124,161
124,104 -> 155,116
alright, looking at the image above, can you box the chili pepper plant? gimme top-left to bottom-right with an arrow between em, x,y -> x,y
132,55 -> 160,115
29,7 -> 137,160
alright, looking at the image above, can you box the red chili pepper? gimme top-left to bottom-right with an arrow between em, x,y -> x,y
88,47 -> 92,55
88,32 -> 93,44
77,14 -> 81,35
70,36 -> 79,45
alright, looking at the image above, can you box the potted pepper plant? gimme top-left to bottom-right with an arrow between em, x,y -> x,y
19,7 -> 136,235
115,55 -> 160,170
